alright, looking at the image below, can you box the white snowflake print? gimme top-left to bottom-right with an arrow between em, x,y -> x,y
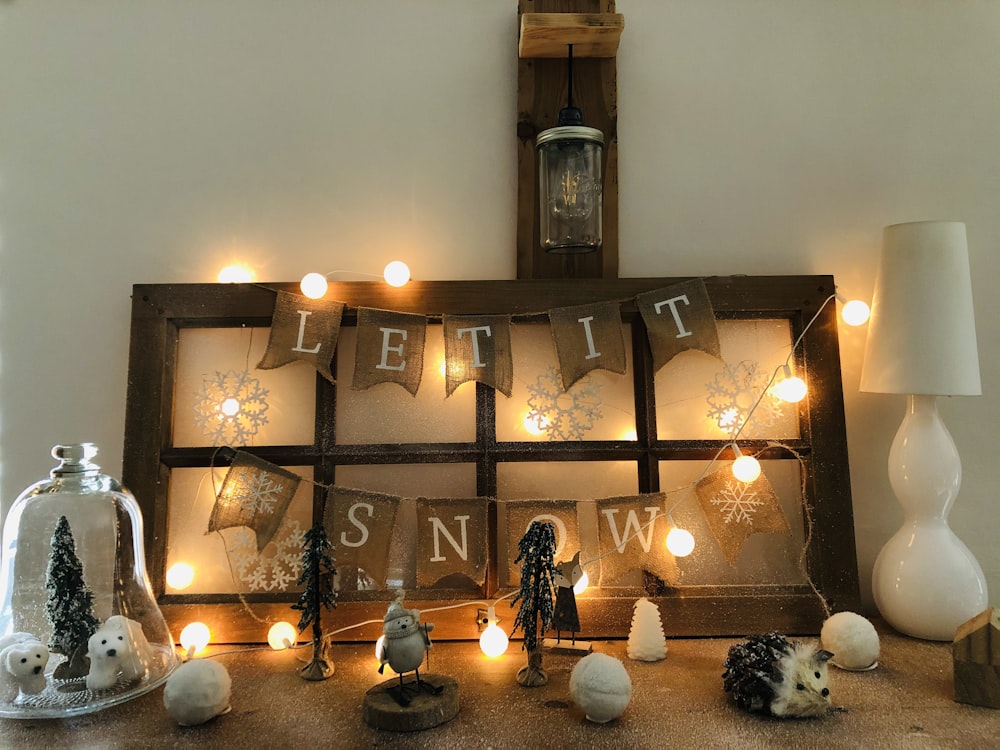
193,369 -> 270,446
705,360 -> 783,439
525,366 -> 603,441
235,470 -> 285,516
229,519 -> 305,592
710,480 -> 764,525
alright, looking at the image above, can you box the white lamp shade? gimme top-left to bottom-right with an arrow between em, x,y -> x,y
860,221 -> 981,395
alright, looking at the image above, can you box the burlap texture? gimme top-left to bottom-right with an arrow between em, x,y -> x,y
257,291 -> 344,383
352,307 -> 426,395
416,497 -> 489,587
442,314 -> 513,397
548,301 -> 627,390
637,278 -> 721,372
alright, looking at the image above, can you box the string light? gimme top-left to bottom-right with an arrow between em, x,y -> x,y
179,622 -> 211,657
836,292 -> 871,327
666,526 -> 695,557
731,444 -> 761,483
267,621 -> 298,650
383,261 -> 411,287
300,272 -> 329,299
165,562 -> 195,590
573,570 -> 589,595
773,364 -> 807,403
478,606 -> 510,658
217,264 -> 255,283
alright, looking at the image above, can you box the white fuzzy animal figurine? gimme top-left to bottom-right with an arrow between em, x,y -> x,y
0,632 -> 49,699
723,632 -> 834,718
163,658 -> 232,727
378,590 -> 439,707
86,615 -> 154,691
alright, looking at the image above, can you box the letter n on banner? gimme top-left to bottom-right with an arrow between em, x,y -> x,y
595,493 -> 678,586
257,291 -> 345,383
503,499 -> 579,588
637,278 -> 721,373
352,308 -> 426,396
416,498 -> 488,588
442,314 -> 513,397
323,486 -> 401,591
548,301 -> 627,390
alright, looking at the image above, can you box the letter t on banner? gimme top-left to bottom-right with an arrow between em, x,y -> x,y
442,314 -> 513,397
637,278 -> 722,373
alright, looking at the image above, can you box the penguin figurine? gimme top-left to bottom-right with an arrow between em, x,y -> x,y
378,590 -> 440,706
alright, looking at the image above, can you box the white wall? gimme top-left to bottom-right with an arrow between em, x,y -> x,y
2,1 -> 997,613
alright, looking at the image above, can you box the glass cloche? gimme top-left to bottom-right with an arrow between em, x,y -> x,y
0,443 -> 178,718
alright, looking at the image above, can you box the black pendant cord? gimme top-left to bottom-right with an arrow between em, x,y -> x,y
557,44 -> 583,127
566,43 -> 574,110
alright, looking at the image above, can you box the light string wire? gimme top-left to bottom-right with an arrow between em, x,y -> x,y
195,292 -> 839,647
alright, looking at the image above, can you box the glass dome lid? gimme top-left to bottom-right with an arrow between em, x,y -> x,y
0,444 -> 178,718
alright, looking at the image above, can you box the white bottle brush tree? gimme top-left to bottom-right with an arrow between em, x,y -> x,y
627,597 -> 667,662
45,515 -> 100,679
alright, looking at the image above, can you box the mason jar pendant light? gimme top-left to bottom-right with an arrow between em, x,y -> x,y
536,45 -> 604,253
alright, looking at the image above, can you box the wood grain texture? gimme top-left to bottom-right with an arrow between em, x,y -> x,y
519,13 -> 624,58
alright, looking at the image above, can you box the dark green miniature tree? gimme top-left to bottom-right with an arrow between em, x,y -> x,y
292,521 -> 338,681
45,515 -> 100,679
510,520 -> 557,687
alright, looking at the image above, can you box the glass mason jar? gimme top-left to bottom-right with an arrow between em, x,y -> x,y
0,443 -> 177,717
536,125 -> 604,253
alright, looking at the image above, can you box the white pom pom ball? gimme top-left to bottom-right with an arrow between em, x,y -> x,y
163,659 -> 232,726
569,652 -> 632,723
821,611 -> 880,670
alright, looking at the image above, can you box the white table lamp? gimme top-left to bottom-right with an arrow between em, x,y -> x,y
861,220 -> 988,640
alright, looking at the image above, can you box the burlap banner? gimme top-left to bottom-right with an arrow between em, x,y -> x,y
351,307 -> 426,396
595,493 -> 678,586
548,300 -> 627,390
209,450 -> 300,552
416,497 -> 489,587
503,499 -> 579,587
637,278 -> 721,373
695,467 -> 790,566
442,314 -> 513,397
257,291 -> 344,383
323,485 -> 401,591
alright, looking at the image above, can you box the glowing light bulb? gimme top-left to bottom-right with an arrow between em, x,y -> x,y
217,264 -> 255,283
220,397 -> 240,417
666,527 -> 695,557
179,622 -> 211,656
774,365 -> 807,403
841,299 -> 871,327
383,261 -> 411,287
166,562 -> 195,590
267,621 -> 298,650
374,635 -> 396,672
731,447 -> 761,483
479,607 -> 509,658
300,272 -> 329,299
572,570 -> 589,595
523,412 -> 548,436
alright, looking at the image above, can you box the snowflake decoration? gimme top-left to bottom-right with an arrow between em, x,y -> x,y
525,366 -> 603,441
235,470 -> 285,516
710,480 -> 765,525
705,360 -> 783,439
193,369 -> 270,446
229,519 -> 305,592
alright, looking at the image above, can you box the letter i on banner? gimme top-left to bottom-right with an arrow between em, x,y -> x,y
442,314 -> 513,397
352,307 -> 427,395
257,291 -> 345,383
637,278 -> 722,373
548,300 -> 627,390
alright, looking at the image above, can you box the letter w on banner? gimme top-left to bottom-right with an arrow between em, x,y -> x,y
443,314 -> 513,397
209,450 -> 300,552
352,307 -> 426,396
548,301 -> 627,390
595,493 -> 678,587
257,291 -> 344,383
323,486 -> 401,591
416,497 -> 488,588
636,278 -> 721,373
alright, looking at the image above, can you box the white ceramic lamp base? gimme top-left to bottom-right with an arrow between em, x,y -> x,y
872,395 -> 988,641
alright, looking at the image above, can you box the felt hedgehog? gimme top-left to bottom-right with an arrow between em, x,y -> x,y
722,632 -> 834,718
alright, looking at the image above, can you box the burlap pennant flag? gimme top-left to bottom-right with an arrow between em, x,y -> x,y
442,314 -> 513,397
503,499 -> 579,588
695,467 -> 790,566
548,300 -> 627,390
595,493 -> 678,586
352,307 -> 426,396
416,497 -> 489,587
257,291 -> 344,383
208,451 -> 300,552
323,486 -> 401,590
637,278 -> 721,373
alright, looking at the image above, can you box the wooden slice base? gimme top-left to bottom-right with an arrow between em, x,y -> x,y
363,674 -> 459,732
543,638 -> 593,655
